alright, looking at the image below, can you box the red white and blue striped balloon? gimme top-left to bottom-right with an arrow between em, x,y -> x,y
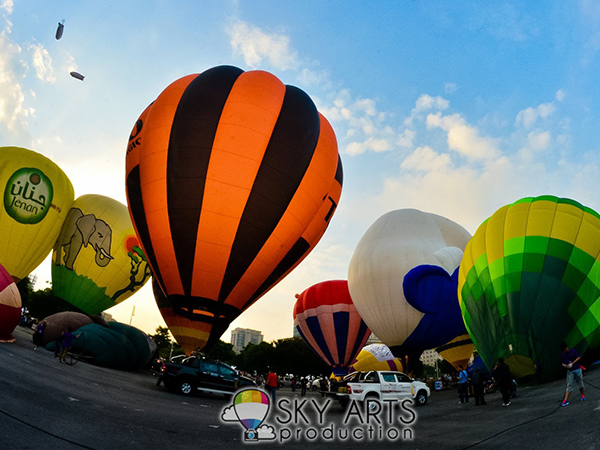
293,280 -> 370,375
0,262 -> 21,342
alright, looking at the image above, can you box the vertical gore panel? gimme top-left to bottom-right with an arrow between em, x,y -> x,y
167,66 -> 244,296
219,85 -> 320,301
126,167 -> 163,290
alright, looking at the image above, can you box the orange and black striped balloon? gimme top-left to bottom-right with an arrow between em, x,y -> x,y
126,65 -> 342,354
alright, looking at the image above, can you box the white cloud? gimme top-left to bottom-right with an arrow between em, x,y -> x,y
444,82 -> 458,95
556,89 -> 566,101
527,131 -> 551,150
401,146 -> 451,172
226,21 -> 299,70
426,112 -> 500,160
515,102 -> 555,128
29,43 -> 55,83
413,94 -> 449,113
1,0 -> 13,14
0,22 -> 34,144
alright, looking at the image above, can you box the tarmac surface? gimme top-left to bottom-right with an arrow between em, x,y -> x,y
1,325 -> 599,449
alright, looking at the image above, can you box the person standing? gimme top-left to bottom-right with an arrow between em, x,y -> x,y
493,358 -> 512,406
471,368 -> 486,406
59,328 -> 77,364
33,320 -> 46,351
560,342 -> 585,406
457,365 -> 469,404
300,377 -> 308,397
266,369 -> 278,402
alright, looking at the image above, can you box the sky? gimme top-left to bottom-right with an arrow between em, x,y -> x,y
3,1 -> 600,343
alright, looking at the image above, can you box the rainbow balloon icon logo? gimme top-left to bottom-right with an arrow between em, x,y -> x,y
221,388 -> 275,441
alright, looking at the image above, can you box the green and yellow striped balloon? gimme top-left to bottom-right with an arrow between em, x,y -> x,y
458,195 -> 600,381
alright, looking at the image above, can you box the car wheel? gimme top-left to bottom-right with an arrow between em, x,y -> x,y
416,390 -> 428,406
179,379 -> 194,396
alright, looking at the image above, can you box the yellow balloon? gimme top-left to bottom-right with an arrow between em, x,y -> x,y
52,194 -> 151,314
0,146 -> 74,281
348,343 -> 406,373
435,334 -> 475,370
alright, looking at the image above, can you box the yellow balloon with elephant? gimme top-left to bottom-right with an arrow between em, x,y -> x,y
52,194 -> 152,314
0,146 -> 74,282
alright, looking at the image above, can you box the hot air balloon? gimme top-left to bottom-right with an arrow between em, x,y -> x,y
293,280 -> 370,376
52,194 -> 151,315
459,195 -> 600,381
0,146 -> 74,282
127,65 -> 341,354
233,389 -> 270,434
348,209 -> 472,367
0,262 -> 21,342
435,333 -> 475,371
348,343 -> 406,373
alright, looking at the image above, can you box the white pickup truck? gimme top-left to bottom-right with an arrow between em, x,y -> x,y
329,371 -> 430,407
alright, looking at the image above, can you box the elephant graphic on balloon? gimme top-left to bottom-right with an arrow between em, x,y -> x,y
53,207 -> 114,270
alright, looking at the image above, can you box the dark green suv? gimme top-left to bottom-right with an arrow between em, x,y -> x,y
160,356 -> 255,396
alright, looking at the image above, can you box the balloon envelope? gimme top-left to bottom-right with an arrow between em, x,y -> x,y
293,280 -> 370,375
127,65 -> 341,354
435,333 -> 475,371
0,146 -> 74,281
52,194 -> 151,314
348,209 -> 471,356
348,343 -> 406,373
459,196 -> 600,381
0,262 -> 21,342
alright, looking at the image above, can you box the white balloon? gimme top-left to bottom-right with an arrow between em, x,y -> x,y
347,209 -> 471,349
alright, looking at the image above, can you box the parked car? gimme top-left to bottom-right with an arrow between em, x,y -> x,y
159,356 -> 255,396
326,371 -> 430,407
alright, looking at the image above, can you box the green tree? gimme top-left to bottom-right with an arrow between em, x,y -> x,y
205,340 -> 236,365
26,287 -> 84,320
16,276 -> 33,310
236,341 -> 275,374
271,337 -> 331,376
149,326 -> 184,359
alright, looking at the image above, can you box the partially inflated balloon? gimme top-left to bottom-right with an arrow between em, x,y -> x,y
348,343 -> 406,373
52,194 -> 151,314
294,280 -> 370,376
459,196 -> 600,381
0,262 -> 21,342
127,66 -> 341,354
348,209 -> 472,358
435,334 -> 474,371
0,146 -> 74,281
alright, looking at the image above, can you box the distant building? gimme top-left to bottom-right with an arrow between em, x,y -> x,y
420,349 -> 442,367
231,327 -> 264,353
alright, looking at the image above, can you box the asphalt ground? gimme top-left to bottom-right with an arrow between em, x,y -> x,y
0,325 -> 599,449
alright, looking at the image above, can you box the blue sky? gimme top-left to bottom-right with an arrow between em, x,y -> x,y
3,1 -> 600,342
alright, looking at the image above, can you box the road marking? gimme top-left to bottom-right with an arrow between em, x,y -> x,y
209,425 -> 219,428
68,397 -> 79,402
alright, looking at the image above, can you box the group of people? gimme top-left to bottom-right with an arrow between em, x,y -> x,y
457,342 -> 586,408
32,320 -> 78,364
